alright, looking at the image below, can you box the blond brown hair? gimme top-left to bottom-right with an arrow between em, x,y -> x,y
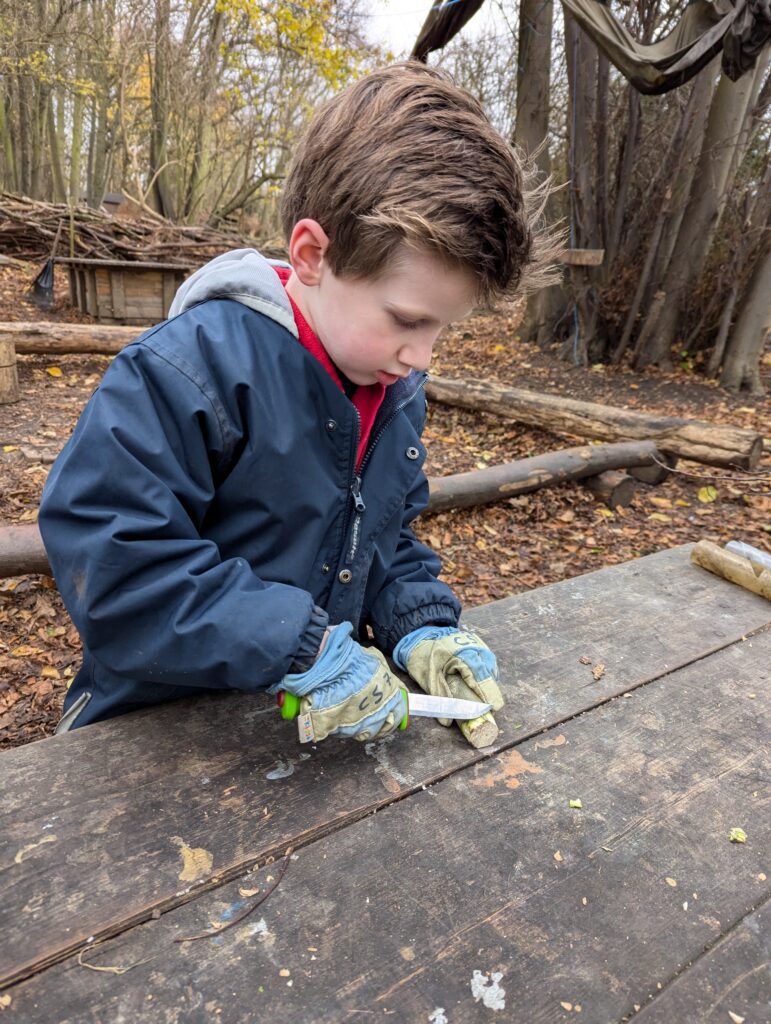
281,62 -> 556,304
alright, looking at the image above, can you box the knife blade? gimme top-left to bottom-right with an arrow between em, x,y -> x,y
405,692 -> 492,720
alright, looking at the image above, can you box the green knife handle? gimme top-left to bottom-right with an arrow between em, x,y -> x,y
277,691 -> 302,721
278,689 -> 410,730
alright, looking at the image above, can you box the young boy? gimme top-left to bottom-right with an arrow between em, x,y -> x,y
40,62 -> 542,740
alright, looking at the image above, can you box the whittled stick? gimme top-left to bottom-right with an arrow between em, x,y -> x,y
459,711 -> 499,748
691,540 -> 771,601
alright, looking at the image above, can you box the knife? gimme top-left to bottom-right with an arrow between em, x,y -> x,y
277,689 -> 492,743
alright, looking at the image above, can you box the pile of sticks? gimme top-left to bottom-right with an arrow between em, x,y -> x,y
0,193 -> 283,264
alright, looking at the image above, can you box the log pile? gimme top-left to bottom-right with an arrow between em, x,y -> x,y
0,192 -> 284,265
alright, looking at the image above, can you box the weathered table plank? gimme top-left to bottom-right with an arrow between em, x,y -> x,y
634,902 -> 770,1022
6,630 -> 769,1022
1,546 -> 768,987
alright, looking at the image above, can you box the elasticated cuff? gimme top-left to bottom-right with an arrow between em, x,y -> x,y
289,604 -> 330,673
374,602 -> 460,655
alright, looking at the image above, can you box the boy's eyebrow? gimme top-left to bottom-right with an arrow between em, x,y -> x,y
385,303 -> 440,326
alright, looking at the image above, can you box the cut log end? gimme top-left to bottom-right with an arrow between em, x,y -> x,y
458,712 -> 499,748
629,453 -> 678,485
0,338 -> 20,404
582,470 -> 637,509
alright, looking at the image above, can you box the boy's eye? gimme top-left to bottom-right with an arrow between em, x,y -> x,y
392,314 -> 421,331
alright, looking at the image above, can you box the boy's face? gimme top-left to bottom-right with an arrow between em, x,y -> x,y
286,222 -> 478,387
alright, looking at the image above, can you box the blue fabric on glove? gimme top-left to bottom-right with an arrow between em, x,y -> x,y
393,625 -> 498,682
270,622 -> 406,742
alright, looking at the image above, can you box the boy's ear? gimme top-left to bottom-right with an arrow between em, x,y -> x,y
288,219 -> 330,286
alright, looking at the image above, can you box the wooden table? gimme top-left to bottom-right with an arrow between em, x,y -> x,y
1,545 -> 769,1022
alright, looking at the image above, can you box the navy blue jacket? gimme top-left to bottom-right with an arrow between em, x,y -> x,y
39,251 -> 460,728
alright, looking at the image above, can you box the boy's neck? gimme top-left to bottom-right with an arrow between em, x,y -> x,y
284,269 -> 318,337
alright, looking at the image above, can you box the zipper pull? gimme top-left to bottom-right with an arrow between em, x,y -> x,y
351,476 -> 366,513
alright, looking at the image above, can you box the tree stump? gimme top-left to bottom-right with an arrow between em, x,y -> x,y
0,339 -> 20,404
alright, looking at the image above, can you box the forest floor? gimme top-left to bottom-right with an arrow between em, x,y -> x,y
1,260 -> 769,748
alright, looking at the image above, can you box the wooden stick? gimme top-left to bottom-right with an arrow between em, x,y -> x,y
459,712 -> 499,748
691,540 -> 771,601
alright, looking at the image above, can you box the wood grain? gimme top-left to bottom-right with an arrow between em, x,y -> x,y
1,546 -> 768,988
6,630 -> 768,1022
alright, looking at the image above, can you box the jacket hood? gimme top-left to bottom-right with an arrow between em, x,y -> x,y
168,248 -> 297,338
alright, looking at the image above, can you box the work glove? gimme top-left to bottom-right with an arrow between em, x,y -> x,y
393,625 -> 503,726
270,622 -> 405,743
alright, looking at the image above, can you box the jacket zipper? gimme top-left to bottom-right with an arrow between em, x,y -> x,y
345,374 -> 427,565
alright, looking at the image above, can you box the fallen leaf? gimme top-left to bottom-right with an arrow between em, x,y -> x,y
666,877 -> 677,887
11,646 -> 41,658
579,655 -> 591,665
728,828 -> 747,843
41,666 -> 60,679
0,994 -> 11,1009
46,366 -> 63,377
569,799 -> 582,809
554,850 -> 563,862
2,445 -> 17,453
648,512 -> 672,523
238,887 -> 260,897
592,663 -> 605,680
697,485 -> 718,503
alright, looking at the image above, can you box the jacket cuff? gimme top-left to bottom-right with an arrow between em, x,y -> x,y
374,602 -> 460,655
289,605 -> 330,673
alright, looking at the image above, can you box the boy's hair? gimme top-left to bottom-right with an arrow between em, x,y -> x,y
281,62 -> 557,305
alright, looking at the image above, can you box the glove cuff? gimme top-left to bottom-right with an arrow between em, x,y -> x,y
393,624 -> 458,670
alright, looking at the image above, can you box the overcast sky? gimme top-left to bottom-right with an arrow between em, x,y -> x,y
361,0 -> 505,60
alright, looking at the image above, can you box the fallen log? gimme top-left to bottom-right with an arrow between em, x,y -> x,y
582,470 -> 637,509
426,440 -> 659,514
1,440 -> 660,577
1,321 -> 136,355
629,452 -> 678,485
0,524 -> 50,577
426,376 -> 763,470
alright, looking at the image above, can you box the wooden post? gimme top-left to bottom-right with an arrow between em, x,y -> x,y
0,338 -> 20,404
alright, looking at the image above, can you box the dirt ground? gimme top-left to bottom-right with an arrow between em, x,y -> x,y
1,261 -> 769,748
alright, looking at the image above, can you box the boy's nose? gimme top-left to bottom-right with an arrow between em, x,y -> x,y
398,335 -> 435,373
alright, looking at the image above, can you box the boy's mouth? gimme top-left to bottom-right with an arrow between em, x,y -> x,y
375,371 -> 401,386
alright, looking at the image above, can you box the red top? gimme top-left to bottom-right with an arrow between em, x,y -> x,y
273,266 -> 385,470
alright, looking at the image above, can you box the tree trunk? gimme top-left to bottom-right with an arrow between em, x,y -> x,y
0,82 -> 18,191
149,0 -> 174,218
514,0 -> 562,345
46,92 -> 67,202
425,376 -> 763,469
426,440 -> 658,513
625,71 -> 717,327
561,11 -> 604,365
635,64 -> 763,368
720,246 -> 771,394
183,6 -> 225,221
